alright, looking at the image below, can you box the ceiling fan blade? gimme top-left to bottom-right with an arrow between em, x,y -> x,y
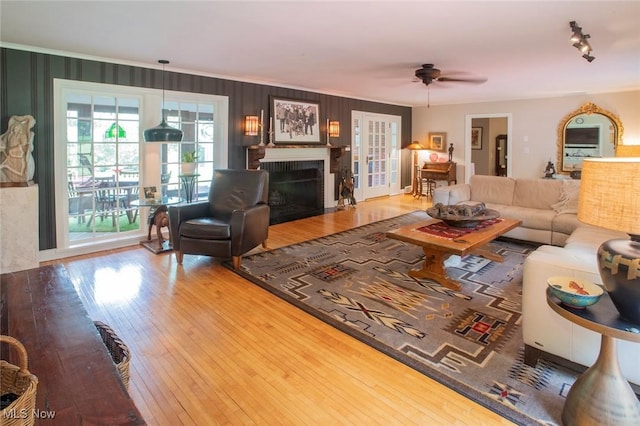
437,76 -> 488,84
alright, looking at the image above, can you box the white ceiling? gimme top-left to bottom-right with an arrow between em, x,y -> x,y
1,1 -> 639,107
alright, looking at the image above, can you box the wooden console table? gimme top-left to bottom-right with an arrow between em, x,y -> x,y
0,265 -> 145,425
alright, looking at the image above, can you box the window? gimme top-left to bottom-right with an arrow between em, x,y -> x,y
54,79 -> 228,255
160,101 -> 217,202
65,93 -> 142,243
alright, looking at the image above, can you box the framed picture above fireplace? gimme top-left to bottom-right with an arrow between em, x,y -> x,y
271,97 -> 321,144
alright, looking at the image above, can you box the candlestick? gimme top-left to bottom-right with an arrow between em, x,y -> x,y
326,118 -> 332,146
258,109 -> 265,146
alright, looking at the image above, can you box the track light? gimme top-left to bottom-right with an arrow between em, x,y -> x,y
573,34 -> 591,53
569,21 -> 582,43
568,21 -> 595,62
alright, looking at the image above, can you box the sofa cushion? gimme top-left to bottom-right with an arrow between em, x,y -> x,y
497,205 -> 556,230
564,224 -> 629,252
551,179 -> 581,214
469,175 -> 516,205
551,213 -> 582,235
513,178 -> 563,210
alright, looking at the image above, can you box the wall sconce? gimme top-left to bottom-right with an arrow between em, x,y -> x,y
245,110 -> 269,146
326,119 -> 340,146
245,116 -> 259,136
569,21 -> 595,62
329,121 -> 340,138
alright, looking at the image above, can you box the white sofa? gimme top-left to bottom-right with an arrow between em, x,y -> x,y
433,175 -> 582,246
522,226 -> 639,386
434,174 -> 640,387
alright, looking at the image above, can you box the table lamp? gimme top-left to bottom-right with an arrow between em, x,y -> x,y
577,158 -> 640,324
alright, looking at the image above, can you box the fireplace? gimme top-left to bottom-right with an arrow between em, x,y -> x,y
261,160 -> 324,224
252,146 -> 335,224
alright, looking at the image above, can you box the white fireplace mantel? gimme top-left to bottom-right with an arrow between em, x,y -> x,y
256,146 -> 335,208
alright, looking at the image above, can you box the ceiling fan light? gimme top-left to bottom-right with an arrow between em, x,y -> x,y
583,53 -> 595,63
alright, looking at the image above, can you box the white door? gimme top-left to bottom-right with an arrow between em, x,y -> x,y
351,112 -> 401,200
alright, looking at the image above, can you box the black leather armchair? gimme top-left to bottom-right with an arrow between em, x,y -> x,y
168,169 -> 270,268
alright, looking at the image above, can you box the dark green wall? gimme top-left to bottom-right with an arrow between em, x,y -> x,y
0,48 -> 412,250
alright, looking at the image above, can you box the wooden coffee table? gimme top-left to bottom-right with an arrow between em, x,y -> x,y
386,217 -> 521,290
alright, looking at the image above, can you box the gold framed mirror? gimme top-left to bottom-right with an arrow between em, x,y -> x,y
556,102 -> 624,174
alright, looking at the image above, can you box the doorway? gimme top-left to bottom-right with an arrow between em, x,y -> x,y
464,113 -> 512,181
351,111 -> 402,200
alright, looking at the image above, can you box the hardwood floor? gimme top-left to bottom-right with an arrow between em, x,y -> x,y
44,194 -> 515,425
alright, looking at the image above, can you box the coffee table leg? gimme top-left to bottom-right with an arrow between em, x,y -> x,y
407,247 -> 461,291
470,245 -> 504,262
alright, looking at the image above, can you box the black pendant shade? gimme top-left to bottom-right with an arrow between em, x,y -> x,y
144,119 -> 183,142
144,59 -> 183,143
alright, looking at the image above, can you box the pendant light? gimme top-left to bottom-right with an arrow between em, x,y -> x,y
144,59 -> 183,142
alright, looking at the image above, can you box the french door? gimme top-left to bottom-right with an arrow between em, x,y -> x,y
54,79 -> 229,256
351,112 -> 401,200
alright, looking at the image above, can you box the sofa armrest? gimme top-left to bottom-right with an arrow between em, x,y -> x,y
522,245 -> 603,360
433,183 -> 470,205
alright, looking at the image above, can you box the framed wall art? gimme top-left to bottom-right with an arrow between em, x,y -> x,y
271,97 -> 321,143
428,132 -> 447,152
471,127 -> 483,149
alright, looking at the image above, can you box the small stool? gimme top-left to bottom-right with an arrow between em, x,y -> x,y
424,179 -> 436,198
417,178 -> 436,199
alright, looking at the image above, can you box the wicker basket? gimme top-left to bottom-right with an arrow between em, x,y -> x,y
94,321 -> 131,391
0,335 -> 38,426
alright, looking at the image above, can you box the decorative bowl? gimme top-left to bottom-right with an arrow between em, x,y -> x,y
426,205 -> 500,228
547,276 -> 604,309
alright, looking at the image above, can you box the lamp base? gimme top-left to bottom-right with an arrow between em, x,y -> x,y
597,238 -> 640,325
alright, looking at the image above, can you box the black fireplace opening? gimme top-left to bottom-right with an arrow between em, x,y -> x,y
262,160 -> 324,224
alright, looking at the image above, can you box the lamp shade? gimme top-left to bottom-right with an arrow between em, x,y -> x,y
578,158 -> 640,235
104,122 -> 127,139
328,121 -> 340,138
144,59 -> 183,143
407,142 -> 426,150
144,119 -> 183,142
245,115 -> 259,136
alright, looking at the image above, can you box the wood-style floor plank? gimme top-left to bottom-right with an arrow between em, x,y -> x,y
43,195 -> 515,425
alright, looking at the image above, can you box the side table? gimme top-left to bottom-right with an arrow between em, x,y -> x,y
179,174 -> 199,203
131,197 -> 182,254
546,288 -> 640,425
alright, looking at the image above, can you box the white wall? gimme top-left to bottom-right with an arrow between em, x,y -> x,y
412,90 -> 640,180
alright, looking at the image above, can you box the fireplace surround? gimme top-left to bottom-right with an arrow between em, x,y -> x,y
255,147 -> 334,224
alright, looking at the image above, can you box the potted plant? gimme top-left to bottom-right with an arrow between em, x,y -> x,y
181,150 -> 198,175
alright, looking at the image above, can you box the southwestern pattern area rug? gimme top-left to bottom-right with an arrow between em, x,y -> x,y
229,211 -> 579,425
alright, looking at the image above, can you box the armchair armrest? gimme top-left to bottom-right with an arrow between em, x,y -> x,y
229,204 -> 270,255
168,201 -> 210,251
433,183 -> 470,205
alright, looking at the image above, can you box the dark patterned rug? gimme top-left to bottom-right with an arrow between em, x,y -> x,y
228,211 -> 578,425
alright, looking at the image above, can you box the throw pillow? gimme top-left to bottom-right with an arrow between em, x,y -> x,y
552,179 -> 581,214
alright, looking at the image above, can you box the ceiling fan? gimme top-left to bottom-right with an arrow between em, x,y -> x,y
414,64 -> 487,86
